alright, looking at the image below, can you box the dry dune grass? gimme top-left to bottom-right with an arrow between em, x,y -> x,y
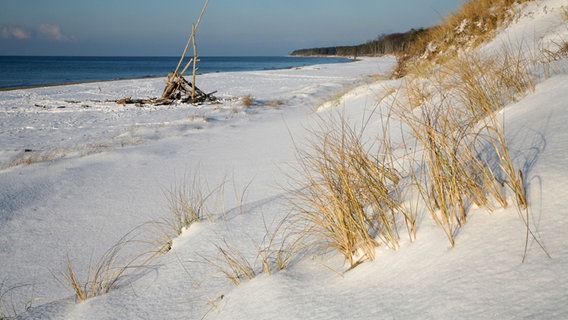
201,240 -> 256,286
395,0 -> 532,76
290,113 -> 412,269
256,215 -> 306,275
7,149 -> 67,169
240,95 -> 255,106
62,227 -> 160,303
289,44 -> 538,257
288,41 -> 539,260
389,41 -> 550,251
200,215 -> 305,285
289,0 -> 554,262
163,172 -> 224,236
0,283 -> 18,319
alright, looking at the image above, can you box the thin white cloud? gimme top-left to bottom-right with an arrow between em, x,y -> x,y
1,25 -> 31,40
38,24 -> 74,41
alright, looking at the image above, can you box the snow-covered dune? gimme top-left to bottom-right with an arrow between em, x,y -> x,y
1,1 -> 567,319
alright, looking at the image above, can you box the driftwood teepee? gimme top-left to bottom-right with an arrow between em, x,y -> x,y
161,0 -> 216,104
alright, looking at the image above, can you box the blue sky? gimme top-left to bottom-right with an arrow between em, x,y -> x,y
0,0 -> 464,56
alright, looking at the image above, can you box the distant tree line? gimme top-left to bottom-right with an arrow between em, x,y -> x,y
290,28 -> 428,57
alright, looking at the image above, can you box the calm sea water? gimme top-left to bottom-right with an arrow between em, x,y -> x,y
0,56 -> 351,89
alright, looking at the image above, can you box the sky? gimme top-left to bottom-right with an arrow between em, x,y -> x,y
0,0 -> 465,56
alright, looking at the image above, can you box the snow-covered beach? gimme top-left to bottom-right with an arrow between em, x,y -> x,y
1,1 -> 568,319
0,57 -> 398,318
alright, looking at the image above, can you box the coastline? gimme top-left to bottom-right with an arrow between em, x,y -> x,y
0,56 -> 391,165
0,55 -> 353,91
2,0 -> 568,318
0,56 -> 395,317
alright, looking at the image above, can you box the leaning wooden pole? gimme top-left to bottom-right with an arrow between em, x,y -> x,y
161,0 -> 214,103
179,0 -> 209,76
180,24 -> 197,76
179,25 -> 198,99
191,24 -> 198,100
174,0 -> 209,76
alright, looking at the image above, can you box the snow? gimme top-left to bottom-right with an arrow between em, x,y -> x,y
1,1 -> 567,319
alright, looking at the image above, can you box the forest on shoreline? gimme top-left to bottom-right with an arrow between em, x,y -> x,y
290,28 -> 428,57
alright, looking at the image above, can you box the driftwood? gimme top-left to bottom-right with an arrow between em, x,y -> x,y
161,0 -> 211,103
161,72 -> 217,104
114,73 -> 217,107
116,0 -> 214,107
116,97 -> 170,106
115,88 -> 217,107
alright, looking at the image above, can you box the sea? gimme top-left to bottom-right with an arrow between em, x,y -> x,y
0,56 -> 351,90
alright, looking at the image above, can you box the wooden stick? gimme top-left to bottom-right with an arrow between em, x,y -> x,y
178,0 -> 210,76
192,24 -> 198,100
180,57 -> 194,76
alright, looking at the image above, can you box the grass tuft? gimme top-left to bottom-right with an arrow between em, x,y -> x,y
201,239 -> 256,286
391,43 -> 546,248
7,149 -> 67,168
164,172 -> 225,235
61,227 -> 159,303
256,214 -> 306,275
291,112 -> 409,269
0,283 -> 12,320
241,95 -> 256,106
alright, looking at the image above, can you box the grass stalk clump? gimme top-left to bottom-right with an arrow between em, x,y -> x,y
0,283 -> 12,320
64,247 -> 127,302
0,283 -> 37,319
449,50 -> 536,211
200,217 -> 303,285
202,240 -> 256,286
395,97 -> 486,246
62,227 -> 159,303
292,113 -> 408,269
165,172 -> 224,235
241,95 -> 256,107
393,43 -> 540,246
256,215 -> 306,275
